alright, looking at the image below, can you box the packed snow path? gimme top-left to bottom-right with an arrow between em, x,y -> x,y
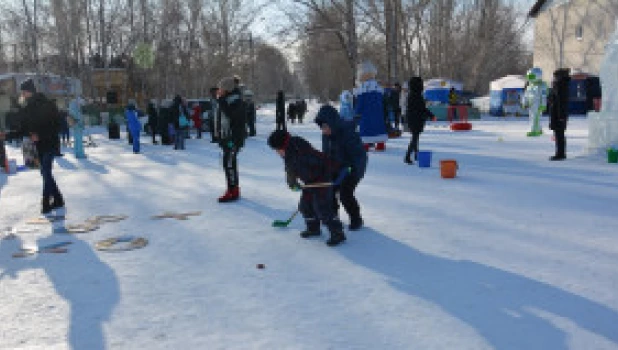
1,106 -> 617,349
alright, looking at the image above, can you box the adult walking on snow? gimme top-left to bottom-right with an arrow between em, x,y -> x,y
548,68 -> 571,161
267,129 -> 346,246
172,95 -> 190,150
209,87 -> 220,143
147,101 -> 159,144
125,103 -> 142,154
18,79 -> 65,214
314,105 -> 367,230
404,77 -> 434,164
354,61 -> 388,151
275,90 -> 286,131
245,89 -> 257,137
216,77 -> 247,202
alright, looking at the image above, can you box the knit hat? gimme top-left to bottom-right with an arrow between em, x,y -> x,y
267,130 -> 290,150
218,77 -> 236,92
20,79 -> 36,93
356,61 -> 377,83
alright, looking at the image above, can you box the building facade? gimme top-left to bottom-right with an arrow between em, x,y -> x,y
529,0 -> 618,77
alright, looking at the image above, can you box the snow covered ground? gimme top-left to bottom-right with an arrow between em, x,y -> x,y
1,103 -> 617,350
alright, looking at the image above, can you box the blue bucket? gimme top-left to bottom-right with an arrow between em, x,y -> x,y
417,151 -> 432,168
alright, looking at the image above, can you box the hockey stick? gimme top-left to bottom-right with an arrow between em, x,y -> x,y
272,210 -> 299,228
301,182 -> 332,188
300,168 -> 350,188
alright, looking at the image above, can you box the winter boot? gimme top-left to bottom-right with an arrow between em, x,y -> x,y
348,216 -> 363,231
375,142 -> 386,151
404,154 -> 413,164
218,187 -> 240,202
549,155 -> 566,161
326,229 -> 346,246
300,219 -> 321,238
41,197 -> 52,215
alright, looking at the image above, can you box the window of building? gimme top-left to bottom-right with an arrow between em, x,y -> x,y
576,26 -> 583,40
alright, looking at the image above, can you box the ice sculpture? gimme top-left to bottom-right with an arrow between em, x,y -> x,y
588,21 -> 618,153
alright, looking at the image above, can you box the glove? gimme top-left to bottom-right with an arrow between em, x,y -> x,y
286,171 -> 301,191
227,140 -> 235,149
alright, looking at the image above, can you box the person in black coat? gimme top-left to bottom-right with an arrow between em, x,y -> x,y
548,68 -> 571,161
18,79 -> 65,214
314,104 -> 368,230
244,90 -> 257,137
297,99 -> 307,123
268,129 -> 346,246
158,101 -> 172,145
216,77 -> 247,202
404,77 -> 434,164
209,87 -> 220,143
147,102 -> 159,144
288,102 -> 297,124
275,90 -> 286,131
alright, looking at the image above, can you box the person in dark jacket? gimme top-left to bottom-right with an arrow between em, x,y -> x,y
158,101 -> 172,145
548,68 -> 571,161
288,102 -> 297,124
275,90 -> 286,131
147,102 -> 159,144
244,90 -> 257,136
314,105 -> 367,230
268,129 -> 346,246
171,95 -> 189,150
297,99 -> 307,123
384,83 -> 401,131
404,77 -> 434,164
209,87 -> 220,143
216,77 -> 247,202
18,79 -> 65,214
59,110 -> 70,146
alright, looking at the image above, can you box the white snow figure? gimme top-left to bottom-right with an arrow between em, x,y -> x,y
600,21 -> 618,113
521,67 -> 548,137
353,62 -> 387,150
587,21 -> 618,153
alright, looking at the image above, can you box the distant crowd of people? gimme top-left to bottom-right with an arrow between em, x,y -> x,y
1,63 -> 572,248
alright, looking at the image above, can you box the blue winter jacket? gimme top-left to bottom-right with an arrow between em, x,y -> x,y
315,105 -> 368,179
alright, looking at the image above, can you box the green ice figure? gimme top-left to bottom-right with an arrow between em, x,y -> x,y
522,67 -> 548,137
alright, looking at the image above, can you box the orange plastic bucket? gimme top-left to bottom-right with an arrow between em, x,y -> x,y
440,160 -> 458,178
